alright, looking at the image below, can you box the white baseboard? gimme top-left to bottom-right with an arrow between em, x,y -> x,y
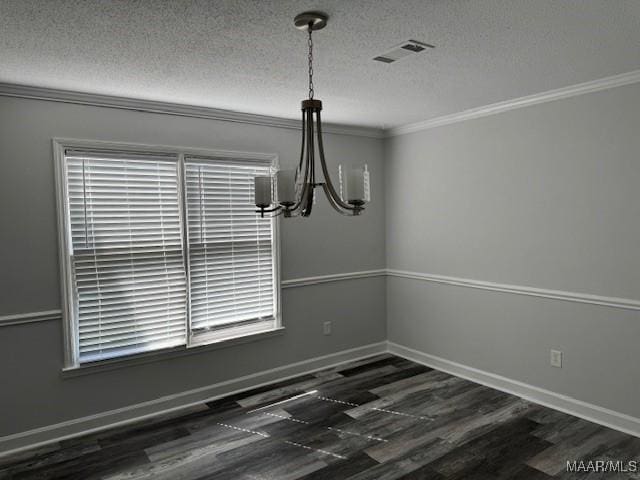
4,339 -> 637,457
387,341 -> 640,439
0,342 -> 387,456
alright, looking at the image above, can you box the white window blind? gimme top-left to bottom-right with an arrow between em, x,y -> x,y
185,158 -> 276,336
65,150 -> 187,363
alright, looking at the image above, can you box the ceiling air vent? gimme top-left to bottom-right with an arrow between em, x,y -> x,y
373,40 -> 434,64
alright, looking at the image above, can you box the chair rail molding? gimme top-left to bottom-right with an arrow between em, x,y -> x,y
281,269 -> 386,288
5,268 -> 640,328
0,270 -> 387,328
0,83 -> 384,139
387,269 -> 640,312
386,69 -> 640,136
0,310 -> 62,327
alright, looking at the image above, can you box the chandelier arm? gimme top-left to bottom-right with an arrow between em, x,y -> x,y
287,109 -> 310,214
289,147 -> 312,215
310,108 -> 316,187
321,183 -> 358,216
265,209 -> 286,218
303,107 -> 315,216
315,109 -> 359,212
291,162 -> 311,216
295,108 -> 305,182
290,141 -> 313,216
287,178 -> 306,215
256,205 -> 283,218
258,206 -> 283,212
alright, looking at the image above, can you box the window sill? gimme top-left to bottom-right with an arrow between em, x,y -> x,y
61,326 -> 285,378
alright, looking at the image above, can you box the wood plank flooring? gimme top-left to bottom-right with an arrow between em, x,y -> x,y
1,354 -> 638,479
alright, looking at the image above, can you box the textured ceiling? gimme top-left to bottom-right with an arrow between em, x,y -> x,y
1,0 -> 639,128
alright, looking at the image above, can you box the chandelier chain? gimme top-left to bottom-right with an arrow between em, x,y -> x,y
308,23 -> 314,99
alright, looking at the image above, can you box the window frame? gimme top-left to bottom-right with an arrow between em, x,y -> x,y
53,138 -> 281,371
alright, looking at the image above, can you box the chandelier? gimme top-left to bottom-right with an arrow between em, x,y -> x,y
254,11 -> 370,218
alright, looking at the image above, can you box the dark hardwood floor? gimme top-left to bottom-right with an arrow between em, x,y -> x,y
1,354 -> 638,479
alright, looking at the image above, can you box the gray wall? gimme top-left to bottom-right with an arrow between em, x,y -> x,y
385,82 -> 640,418
3,80 -> 640,439
0,96 -> 386,436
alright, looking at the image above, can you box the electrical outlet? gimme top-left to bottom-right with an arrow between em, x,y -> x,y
323,321 -> 332,335
550,349 -> 563,368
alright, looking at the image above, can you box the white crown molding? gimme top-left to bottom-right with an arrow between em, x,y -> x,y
387,269 -> 640,311
387,69 -> 640,137
0,341 -> 387,456
388,341 -> 640,439
0,83 -> 384,139
4,70 -> 639,140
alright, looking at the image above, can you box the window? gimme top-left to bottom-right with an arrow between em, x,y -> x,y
55,142 -> 279,368
184,158 -> 276,343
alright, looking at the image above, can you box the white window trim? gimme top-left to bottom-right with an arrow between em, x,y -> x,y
53,138 -> 282,371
